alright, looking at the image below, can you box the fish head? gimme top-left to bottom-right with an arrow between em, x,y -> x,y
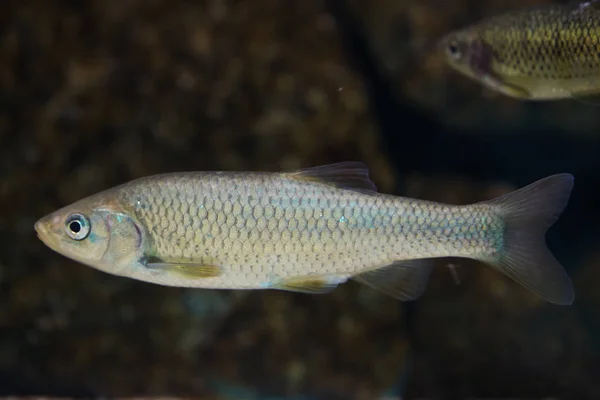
439,29 -> 532,99
438,29 -> 484,81
35,194 -> 144,277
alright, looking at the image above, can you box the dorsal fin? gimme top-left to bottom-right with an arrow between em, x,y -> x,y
572,0 -> 600,13
286,162 -> 378,192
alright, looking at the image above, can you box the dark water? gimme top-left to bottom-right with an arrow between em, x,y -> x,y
1,0 -> 599,398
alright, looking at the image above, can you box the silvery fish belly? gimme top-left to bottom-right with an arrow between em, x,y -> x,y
35,162 -> 575,305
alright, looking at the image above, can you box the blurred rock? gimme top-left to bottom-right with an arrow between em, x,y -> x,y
0,0 -> 599,399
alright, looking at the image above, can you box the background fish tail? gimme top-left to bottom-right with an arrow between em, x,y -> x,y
482,174 -> 575,305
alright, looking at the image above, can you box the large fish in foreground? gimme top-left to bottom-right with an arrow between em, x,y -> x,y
440,0 -> 600,100
35,162 -> 575,305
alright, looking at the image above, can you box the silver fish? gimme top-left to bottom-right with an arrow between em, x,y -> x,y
35,162 -> 574,304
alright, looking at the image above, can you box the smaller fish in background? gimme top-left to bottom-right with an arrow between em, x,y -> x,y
439,0 -> 600,101
35,162 -> 575,305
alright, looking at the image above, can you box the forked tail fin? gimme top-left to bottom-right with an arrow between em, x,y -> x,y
482,173 -> 575,305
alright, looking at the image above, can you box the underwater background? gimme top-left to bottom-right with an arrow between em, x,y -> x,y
1,0 -> 600,398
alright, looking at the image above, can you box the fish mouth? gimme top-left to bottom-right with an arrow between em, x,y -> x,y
34,219 -> 46,239
34,219 -> 59,252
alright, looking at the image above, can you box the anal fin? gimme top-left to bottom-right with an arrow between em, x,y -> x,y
352,259 -> 434,301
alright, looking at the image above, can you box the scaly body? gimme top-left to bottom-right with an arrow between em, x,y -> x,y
35,162 -> 574,304
117,171 -> 500,289
440,1 -> 600,100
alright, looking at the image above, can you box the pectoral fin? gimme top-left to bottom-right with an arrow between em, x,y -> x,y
481,74 -> 531,99
352,259 -> 434,301
145,257 -> 222,278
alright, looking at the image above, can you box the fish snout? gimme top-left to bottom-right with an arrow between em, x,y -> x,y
34,218 -> 49,239
34,215 -> 61,247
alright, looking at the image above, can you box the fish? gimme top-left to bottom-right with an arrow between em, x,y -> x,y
34,162 -> 575,305
439,0 -> 600,100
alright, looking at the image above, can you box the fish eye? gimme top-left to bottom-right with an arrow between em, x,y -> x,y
65,213 -> 90,241
447,41 -> 462,60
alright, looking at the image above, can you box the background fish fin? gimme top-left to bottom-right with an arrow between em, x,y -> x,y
446,262 -> 462,285
569,90 -> 600,107
481,173 -> 574,305
572,0 -> 600,13
286,161 -> 378,192
146,258 -> 222,278
269,276 -> 346,294
481,73 -> 531,99
352,259 -> 434,301
498,81 -> 531,99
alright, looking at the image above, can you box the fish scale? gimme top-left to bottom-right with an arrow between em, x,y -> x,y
114,171 -> 501,290
483,6 -> 600,79
35,162 -> 575,305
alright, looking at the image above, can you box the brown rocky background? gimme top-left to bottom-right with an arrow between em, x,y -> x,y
1,0 -> 599,398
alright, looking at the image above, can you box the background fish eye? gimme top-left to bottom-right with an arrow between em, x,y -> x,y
65,213 -> 90,240
447,41 -> 462,60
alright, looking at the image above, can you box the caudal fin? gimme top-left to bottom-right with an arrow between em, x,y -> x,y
482,173 -> 575,305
